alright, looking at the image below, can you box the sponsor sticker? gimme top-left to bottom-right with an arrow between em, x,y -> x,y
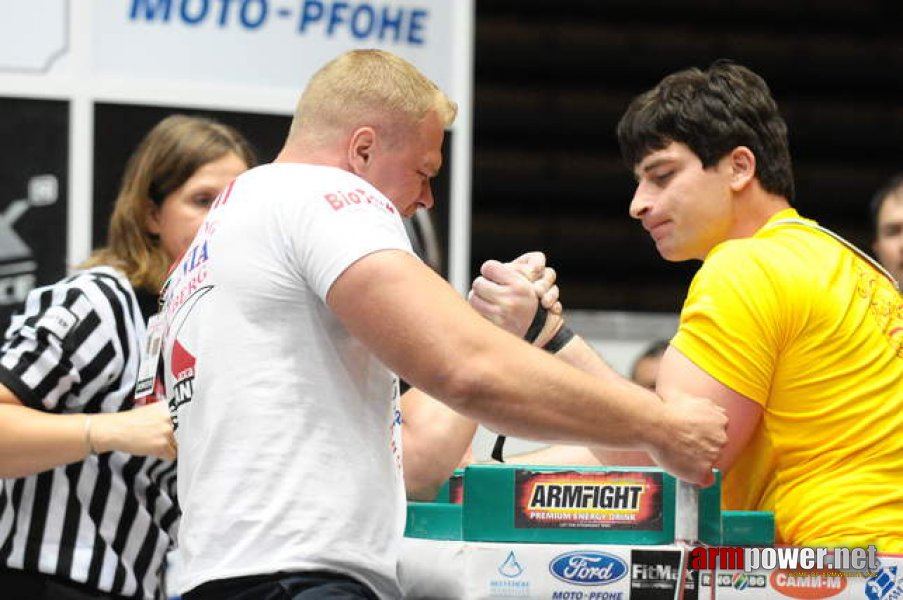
549,550 -> 628,587
515,470 -> 663,531
630,549 -> 698,600
865,565 -> 903,600
700,571 -> 768,590
488,550 -> 530,598
770,569 -> 847,598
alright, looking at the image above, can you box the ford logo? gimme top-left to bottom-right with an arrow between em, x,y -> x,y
548,551 -> 628,586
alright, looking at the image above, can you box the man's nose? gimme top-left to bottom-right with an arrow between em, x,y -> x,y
629,186 -> 650,219
420,182 -> 435,210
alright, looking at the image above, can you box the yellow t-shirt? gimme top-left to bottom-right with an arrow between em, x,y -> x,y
672,208 -> 903,552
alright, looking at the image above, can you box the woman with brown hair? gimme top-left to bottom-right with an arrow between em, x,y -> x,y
0,114 -> 255,599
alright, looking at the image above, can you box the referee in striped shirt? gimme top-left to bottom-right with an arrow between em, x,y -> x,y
0,114 -> 255,599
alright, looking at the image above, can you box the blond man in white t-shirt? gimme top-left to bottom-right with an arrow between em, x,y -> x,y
160,49 -> 727,600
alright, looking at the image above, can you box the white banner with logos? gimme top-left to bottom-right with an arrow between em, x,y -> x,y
400,538 -> 903,599
94,0 -> 460,105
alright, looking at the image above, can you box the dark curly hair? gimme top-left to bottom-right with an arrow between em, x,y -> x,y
617,60 -> 794,202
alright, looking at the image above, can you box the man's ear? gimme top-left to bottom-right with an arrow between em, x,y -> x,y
347,126 -> 377,176
729,146 -> 756,191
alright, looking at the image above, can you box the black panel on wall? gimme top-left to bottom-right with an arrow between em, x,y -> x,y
472,0 -> 903,312
0,97 -> 69,329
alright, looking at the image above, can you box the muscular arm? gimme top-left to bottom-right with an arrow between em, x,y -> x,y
505,342 -> 760,471
656,345 -> 761,472
327,250 -> 727,484
503,336 -> 657,467
402,252 -> 558,489
401,388 -> 476,500
0,384 -> 175,478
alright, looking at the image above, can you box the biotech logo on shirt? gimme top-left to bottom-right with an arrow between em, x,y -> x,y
323,187 -> 396,215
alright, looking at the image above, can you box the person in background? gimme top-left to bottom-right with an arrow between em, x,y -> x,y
0,114 -> 255,600
159,49 -> 727,600
870,174 -> 903,285
630,338 -> 668,390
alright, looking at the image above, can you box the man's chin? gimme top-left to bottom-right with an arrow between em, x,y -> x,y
654,242 -> 682,262
656,245 -> 697,263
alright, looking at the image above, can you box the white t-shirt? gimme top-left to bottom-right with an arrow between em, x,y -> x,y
160,164 -> 412,598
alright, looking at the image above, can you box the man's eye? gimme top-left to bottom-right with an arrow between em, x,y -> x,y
653,172 -> 673,186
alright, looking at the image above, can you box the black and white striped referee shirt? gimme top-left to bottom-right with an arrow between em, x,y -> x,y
0,267 -> 178,600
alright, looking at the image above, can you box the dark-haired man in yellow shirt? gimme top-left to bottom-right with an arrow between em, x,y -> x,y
619,60 -> 901,550
476,60 -> 902,552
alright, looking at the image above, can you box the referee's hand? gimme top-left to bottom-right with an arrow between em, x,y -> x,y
90,402 -> 177,461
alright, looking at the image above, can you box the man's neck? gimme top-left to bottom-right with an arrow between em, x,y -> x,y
274,131 -> 348,169
731,190 -> 792,240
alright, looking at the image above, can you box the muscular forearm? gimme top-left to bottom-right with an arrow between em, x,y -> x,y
445,333 -> 667,451
330,251 -> 725,484
552,335 -> 624,384
334,253 -> 667,450
500,337 -> 659,467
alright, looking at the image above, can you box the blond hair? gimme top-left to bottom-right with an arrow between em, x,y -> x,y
81,114 -> 256,293
288,49 -> 457,147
